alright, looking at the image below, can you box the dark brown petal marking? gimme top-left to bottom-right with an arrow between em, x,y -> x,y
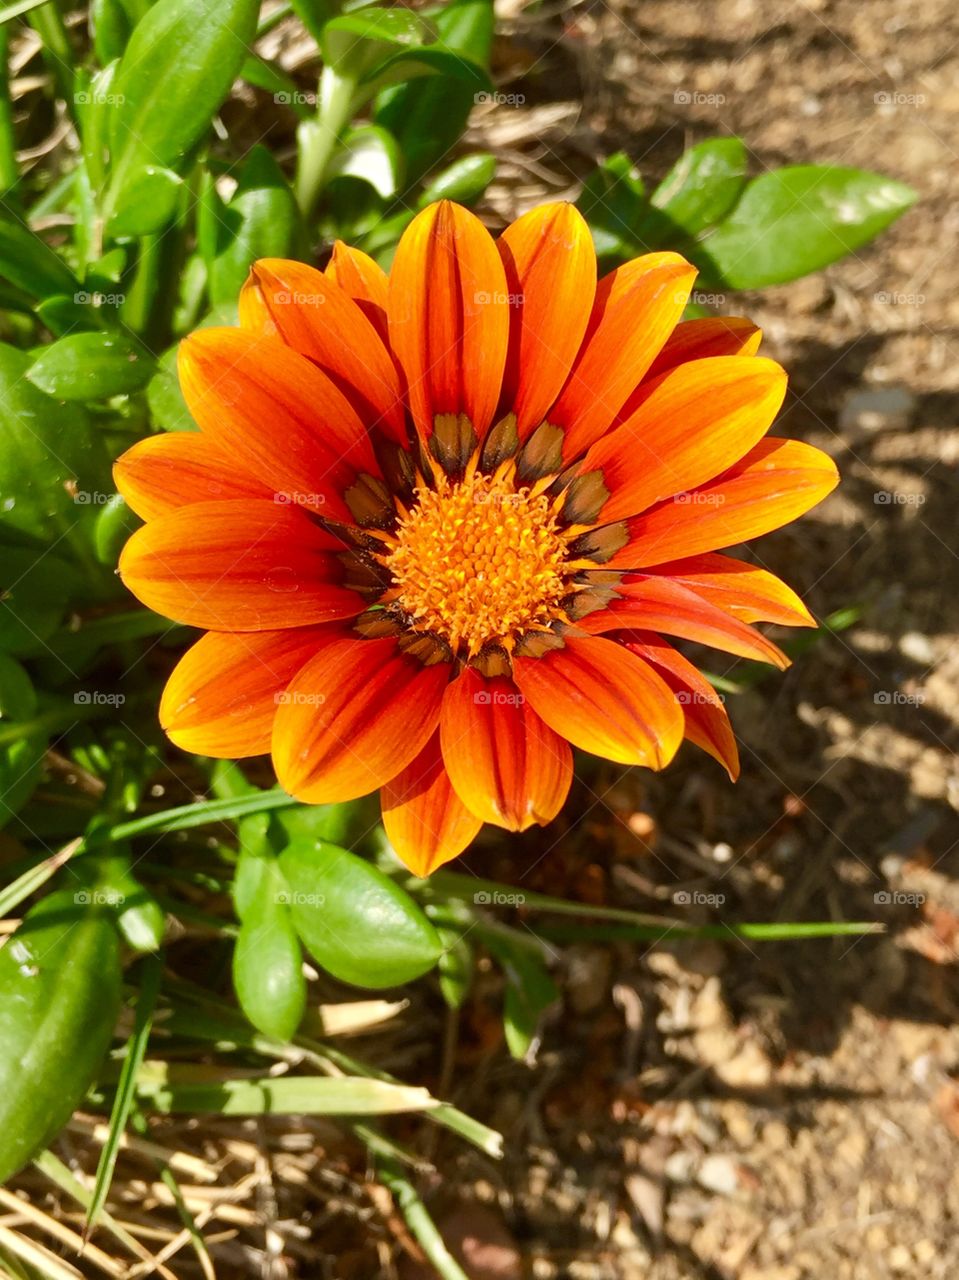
480,412 -> 519,472
344,473 -> 395,527
516,421 -> 564,481
561,469 -> 609,526
470,643 -> 513,679
563,584 -> 618,620
567,520 -> 630,563
513,629 -> 566,659
337,549 -> 391,597
354,609 -> 404,639
430,412 -> 478,476
396,630 -> 453,666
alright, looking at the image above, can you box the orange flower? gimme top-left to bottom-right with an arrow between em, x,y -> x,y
115,201 -> 838,876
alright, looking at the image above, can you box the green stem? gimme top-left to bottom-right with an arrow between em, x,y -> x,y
378,1158 -> 469,1280
28,0 -> 75,117
294,67 -> 356,219
0,26 -> 18,197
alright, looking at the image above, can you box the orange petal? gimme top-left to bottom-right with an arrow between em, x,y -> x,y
160,626 -> 337,758
388,201 -> 509,443
645,552 -> 815,627
272,635 -> 450,804
548,252 -> 698,462
580,576 -> 790,668
512,634 -> 683,769
643,316 -> 762,382
238,272 -> 277,335
381,731 -> 482,876
497,202 -> 596,438
326,240 -> 390,341
244,259 -> 406,443
178,328 -> 379,522
439,667 -> 572,831
605,438 -> 840,567
114,433 -> 270,522
118,500 -> 361,631
577,356 -> 787,524
620,631 -> 739,779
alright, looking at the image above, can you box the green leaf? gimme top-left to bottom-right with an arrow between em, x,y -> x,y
93,492 -> 139,566
135,1072 -> 440,1116
209,145 -> 300,306
328,124 -> 403,199
27,332 -> 153,400
280,838 -> 443,989
0,733 -> 45,825
436,926 -> 473,1010
0,890 -> 122,1183
0,651 -> 36,720
322,8 -> 433,80
418,152 -> 494,207
0,216 -> 79,300
105,165 -> 183,238
0,544 -> 74,655
695,165 -> 918,288
233,862 -> 306,1042
649,136 -> 748,237
90,0 -> 133,65
104,0 -> 260,218
0,345 -> 112,551
483,931 -> 558,1060
576,152 -> 647,262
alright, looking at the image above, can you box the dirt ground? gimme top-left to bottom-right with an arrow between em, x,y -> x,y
13,2 -> 959,1277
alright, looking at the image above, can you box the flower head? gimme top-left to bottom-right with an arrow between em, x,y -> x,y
115,201 -> 838,875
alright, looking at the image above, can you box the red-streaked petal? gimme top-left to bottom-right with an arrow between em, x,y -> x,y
580,576 -> 790,668
548,252 -> 698,462
272,635 -> 450,804
245,259 -> 406,443
620,631 -> 739,780
178,328 -> 379,522
160,626 -> 337,758
388,201 -> 509,443
512,634 -> 683,769
325,240 -> 390,340
118,500 -> 361,631
643,316 -> 762,382
382,731 -> 482,877
645,552 -> 815,627
497,202 -> 596,438
439,668 -> 572,830
605,439 -> 840,568
113,433 -> 270,521
578,356 -> 787,524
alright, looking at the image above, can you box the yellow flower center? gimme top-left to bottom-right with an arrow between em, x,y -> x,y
383,466 -> 570,656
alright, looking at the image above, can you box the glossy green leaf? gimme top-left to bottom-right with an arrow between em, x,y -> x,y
374,0 -> 492,185
106,165 -> 183,238
0,345 -> 112,550
233,862 -> 306,1042
209,146 -> 300,306
93,492 -> 139,566
418,152 -> 494,207
90,0 -> 132,65
649,135 -> 748,237
0,732 -> 45,827
322,8 -> 433,80
695,165 -> 918,288
576,151 -> 647,261
328,124 -> 403,199
0,217 -> 79,300
27,332 -> 153,400
483,932 -> 558,1060
104,0 -> 260,218
0,890 -> 122,1183
35,294 -> 106,335
0,651 -> 35,720
280,838 -> 443,989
